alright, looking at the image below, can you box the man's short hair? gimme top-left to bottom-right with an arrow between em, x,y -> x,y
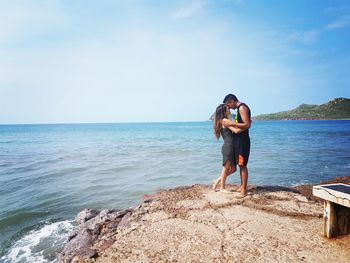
223,94 -> 238,103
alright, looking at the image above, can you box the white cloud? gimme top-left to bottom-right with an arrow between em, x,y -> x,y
285,13 -> 350,46
324,5 -> 350,14
287,29 -> 320,44
171,0 -> 206,19
326,15 -> 350,29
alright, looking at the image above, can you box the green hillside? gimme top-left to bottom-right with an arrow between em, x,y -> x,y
253,98 -> 350,120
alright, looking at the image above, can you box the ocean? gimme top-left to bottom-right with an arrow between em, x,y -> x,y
0,121 -> 349,262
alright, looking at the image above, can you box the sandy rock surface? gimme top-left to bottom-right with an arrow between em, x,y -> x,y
60,183 -> 350,263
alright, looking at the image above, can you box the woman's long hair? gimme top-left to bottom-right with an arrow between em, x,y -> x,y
214,104 -> 228,139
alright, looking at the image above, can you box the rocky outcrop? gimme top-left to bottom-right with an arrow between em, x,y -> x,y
59,208 -> 134,263
59,179 -> 350,263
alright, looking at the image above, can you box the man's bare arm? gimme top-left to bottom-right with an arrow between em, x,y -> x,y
227,126 -> 246,134
221,118 -> 235,127
222,110 -> 251,129
230,106 -> 251,129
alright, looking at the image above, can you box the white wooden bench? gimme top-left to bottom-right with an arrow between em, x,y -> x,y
313,183 -> 350,238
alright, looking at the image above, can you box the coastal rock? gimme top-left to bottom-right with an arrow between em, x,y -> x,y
60,228 -> 97,263
76,209 -> 99,225
59,208 -> 135,263
59,179 -> 350,263
117,212 -> 131,229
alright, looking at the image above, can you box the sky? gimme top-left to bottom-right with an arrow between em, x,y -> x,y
0,0 -> 350,124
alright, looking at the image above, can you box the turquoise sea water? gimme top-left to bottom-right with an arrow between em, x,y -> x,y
0,121 -> 350,262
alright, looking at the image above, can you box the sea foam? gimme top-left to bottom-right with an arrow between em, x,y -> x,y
1,221 -> 73,263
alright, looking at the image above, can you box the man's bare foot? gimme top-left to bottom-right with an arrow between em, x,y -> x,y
220,188 -> 233,194
237,190 -> 247,198
235,186 -> 242,192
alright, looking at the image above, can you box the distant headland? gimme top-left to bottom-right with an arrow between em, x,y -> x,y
209,98 -> 350,121
254,98 -> 350,121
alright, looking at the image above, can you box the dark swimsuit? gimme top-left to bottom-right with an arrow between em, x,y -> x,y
220,127 -> 236,166
233,103 -> 251,166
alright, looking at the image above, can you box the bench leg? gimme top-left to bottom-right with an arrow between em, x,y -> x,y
324,201 -> 337,238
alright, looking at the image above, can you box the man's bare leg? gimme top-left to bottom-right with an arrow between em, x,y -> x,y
238,166 -> 248,197
235,173 -> 243,192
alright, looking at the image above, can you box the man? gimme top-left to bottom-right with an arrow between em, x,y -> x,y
222,94 -> 251,198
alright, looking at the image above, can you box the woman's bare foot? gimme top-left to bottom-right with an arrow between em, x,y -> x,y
212,178 -> 221,191
220,188 -> 233,194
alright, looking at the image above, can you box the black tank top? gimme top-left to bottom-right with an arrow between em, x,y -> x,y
234,103 -> 251,138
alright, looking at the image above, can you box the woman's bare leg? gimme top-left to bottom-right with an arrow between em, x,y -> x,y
212,176 -> 221,191
227,165 -> 236,176
220,161 -> 232,193
214,165 -> 236,191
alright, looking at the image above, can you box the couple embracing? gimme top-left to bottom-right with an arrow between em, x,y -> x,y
212,94 -> 251,198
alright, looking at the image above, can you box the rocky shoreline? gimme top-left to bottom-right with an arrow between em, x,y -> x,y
59,177 -> 350,263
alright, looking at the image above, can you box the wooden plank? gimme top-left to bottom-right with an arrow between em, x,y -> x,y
324,201 -> 337,238
313,184 -> 350,208
337,206 -> 350,235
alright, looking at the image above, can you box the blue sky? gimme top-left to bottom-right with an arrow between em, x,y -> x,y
0,0 -> 349,123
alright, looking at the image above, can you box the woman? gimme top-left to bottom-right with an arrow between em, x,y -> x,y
212,104 -> 239,193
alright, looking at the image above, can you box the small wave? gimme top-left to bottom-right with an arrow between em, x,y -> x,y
289,179 -> 310,187
1,220 -> 73,263
0,140 -> 16,144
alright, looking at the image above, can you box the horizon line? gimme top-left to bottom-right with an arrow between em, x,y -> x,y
0,120 -> 211,126
1,119 -> 349,126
